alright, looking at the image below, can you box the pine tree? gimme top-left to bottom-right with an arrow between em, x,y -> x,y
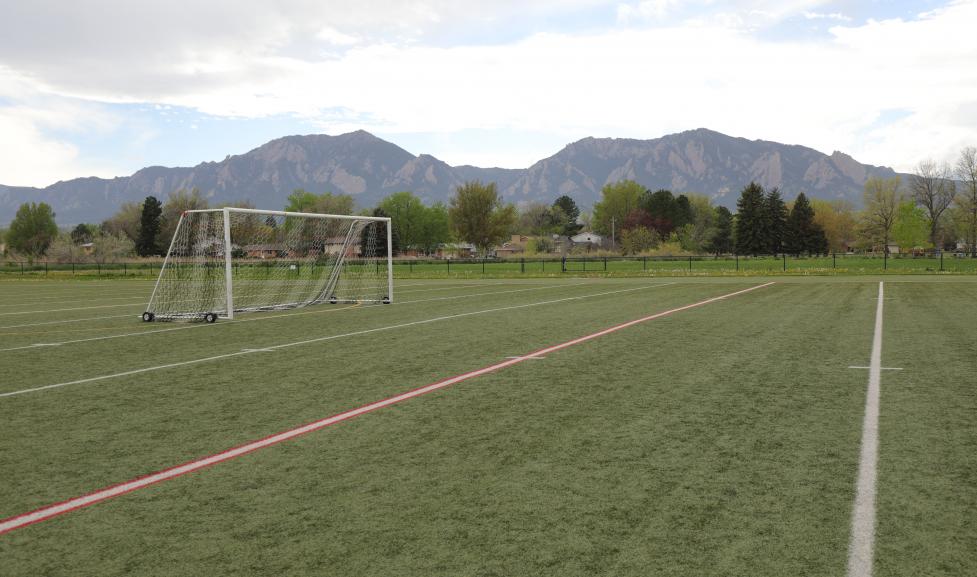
709,206 -> 734,254
785,192 -> 822,255
552,195 -> 583,236
765,188 -> 788,254
734,182 -> 767,255
136,196 -> 163,257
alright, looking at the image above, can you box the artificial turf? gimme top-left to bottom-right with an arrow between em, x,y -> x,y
0,276 -> 974,576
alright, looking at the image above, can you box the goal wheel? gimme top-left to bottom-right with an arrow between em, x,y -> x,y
328,296 -> 338,304
382,296 -> 391,304
204,313 -> 218,323
142,312 -> 155,322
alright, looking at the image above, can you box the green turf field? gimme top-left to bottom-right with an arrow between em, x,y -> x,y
0,277 -> 974,576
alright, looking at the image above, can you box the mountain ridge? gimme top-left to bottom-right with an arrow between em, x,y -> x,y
0,128 -> 902,224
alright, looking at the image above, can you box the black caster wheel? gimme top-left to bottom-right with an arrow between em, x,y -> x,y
382,296 -> 391,304
142,312 -> 155,322
204,313 -> 218,323
329,296 -> 338,304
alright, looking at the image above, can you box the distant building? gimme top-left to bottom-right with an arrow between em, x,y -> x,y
495,234 -> 529,257
436,243 -> 477,258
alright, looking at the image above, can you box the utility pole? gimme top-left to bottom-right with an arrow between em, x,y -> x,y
611,216 -> 616,248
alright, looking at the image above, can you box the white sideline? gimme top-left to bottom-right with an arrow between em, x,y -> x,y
0,281 -> 773,535
846,281 -> 885,577
0,283 -> 593,352
0,283 -> 674,398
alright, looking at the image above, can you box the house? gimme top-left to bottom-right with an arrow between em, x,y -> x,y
79,242 -> 95,256
243,244 -> 286,259
571,232 -> 604,248
436,243 -> 477,258
495,234 -> 529,257
323,237 -> 361,257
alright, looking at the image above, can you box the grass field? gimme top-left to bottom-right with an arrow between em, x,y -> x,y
0,276 -> 974,576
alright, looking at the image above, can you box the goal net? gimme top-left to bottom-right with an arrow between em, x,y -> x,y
144,208 -> 392,321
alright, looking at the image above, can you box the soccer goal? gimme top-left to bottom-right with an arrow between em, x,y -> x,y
143,208 -> 393,322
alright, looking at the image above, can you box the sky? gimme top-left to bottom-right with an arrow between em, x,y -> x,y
1,0 -> 975,187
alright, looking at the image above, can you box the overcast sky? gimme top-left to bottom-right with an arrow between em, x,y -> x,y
1,0 -> 975,187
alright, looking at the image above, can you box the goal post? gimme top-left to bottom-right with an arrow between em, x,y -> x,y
144,207 -> 393,322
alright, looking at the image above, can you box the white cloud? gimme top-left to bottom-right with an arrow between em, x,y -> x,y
1,0 -> 976,178
803,11 -> 852,21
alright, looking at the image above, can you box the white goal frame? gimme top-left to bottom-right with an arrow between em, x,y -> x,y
146,207 -> 393,321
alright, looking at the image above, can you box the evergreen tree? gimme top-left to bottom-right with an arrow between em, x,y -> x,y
734,182 -> 767,255
708,206 -> 734,254
785,192 -> 826,255
361,207 -> 400,257
765,187 -> 788,254
552,195 -> 583,236
674,195 -> 694,229
136,196 -> 163,256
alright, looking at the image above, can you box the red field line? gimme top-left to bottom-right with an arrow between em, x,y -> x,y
0,281 -> 774,535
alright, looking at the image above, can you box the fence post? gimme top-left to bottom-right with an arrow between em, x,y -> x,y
124,262 -> 127,276
45,261 -> 48,275
884,250 -> 887,271
643,256 -> 647,271
735,254 -> 739,271
833,252 -> 836,268
940,250 -> 944,271
520,257 -> 525,273
482,258 -> 485,274
447,259 -> 450,274
603,256 -> 607,271
561,256 -> 566,273
21,262 -> 24,275
783,253 -> 787,272
97,262 -> 101,276
72,261 -> 75,275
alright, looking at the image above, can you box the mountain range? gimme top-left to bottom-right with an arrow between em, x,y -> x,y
0,128 -> 903,225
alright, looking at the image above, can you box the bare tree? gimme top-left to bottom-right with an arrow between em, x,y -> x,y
910,160 -> 957,248
956,146 -> 977,257
862,176 -> 901,252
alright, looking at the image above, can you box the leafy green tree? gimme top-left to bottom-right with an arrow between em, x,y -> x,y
361,207 -> 399,256
784,193 -> 828,255
708,206 -> 734,254
448,181 -> 516,254
101,202 -> 142,243
286,189 -> 354,215
891,200 -> 931,250
734,182 -> 767,255
680,194 -> 717,252
70,223 -> 98,245
593,180 -> 644,237
159,189 -> 209,247
7,202 -> 58,257
417,202 -> 451,255
674,195 -> 694,229
552,195 -> 583,236
765,188 -> 788,253
811,199 -> 857,253
136,196 -> 163,256
379,191 -> 428,251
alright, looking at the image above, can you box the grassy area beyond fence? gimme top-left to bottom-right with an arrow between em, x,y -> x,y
4,253 -> 973,279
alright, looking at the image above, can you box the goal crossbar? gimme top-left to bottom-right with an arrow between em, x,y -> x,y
144,207 -> 393,322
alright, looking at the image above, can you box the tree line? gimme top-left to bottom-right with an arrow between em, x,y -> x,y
3,145 -> 976,260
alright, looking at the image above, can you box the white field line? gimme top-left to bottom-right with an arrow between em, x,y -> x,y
0,295 -> 149,308
0,283 -> 672,398
0,313 -> 139,330
0,281 -> 773,535
0,282 -> 594,352
846,281 -> 885,577
0,283 -> 529,328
